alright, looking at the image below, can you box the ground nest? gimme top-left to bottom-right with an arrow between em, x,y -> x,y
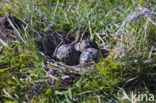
38,31 -> 109,66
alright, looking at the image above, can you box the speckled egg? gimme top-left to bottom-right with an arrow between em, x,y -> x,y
75,40 -> 98,52
56,44 -> 80,65
79,48 -> 100,64
41,32 -> 72,56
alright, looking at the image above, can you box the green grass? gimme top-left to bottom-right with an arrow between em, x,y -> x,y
0,0 -> 156,102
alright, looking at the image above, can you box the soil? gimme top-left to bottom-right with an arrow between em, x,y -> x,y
0,14 -> 25,41
27,73 -> 80,94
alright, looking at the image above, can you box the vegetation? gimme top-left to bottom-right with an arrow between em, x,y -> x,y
0,0 -> 155,102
